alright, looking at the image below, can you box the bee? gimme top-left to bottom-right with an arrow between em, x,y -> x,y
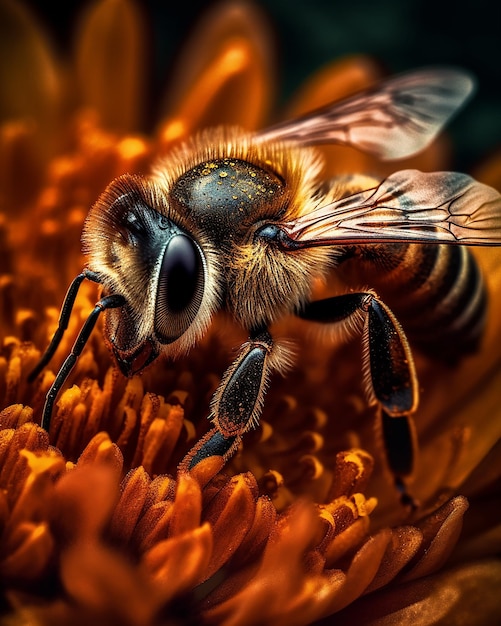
29,67 -> 501,504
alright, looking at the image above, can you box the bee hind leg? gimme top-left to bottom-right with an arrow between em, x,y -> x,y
179,327 -> 275,472
299,292 -> 419,510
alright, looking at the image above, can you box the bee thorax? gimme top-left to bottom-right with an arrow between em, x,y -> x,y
170,157 -> 286,243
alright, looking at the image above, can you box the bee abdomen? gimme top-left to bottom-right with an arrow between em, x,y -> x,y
361,243 -> 487,360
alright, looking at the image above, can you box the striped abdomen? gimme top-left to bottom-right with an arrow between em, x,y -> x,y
356,242 -> 487,361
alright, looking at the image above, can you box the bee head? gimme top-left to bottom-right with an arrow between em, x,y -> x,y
82,174 -> 222,374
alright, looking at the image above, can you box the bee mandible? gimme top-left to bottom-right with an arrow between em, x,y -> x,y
29,67 -> 501,504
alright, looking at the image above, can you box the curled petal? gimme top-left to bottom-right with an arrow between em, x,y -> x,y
146,473 -> 177,506
169,472 -> 202,536
400,496 -> 469,582
143,523 -> 213,602
77,430 -> 123,473
0,404 -> 34,429
205,503 -> 323,624
49,386 -> 85,445
140,404 -> 184,475
323,530 -> 393,615
132,500 -> 173,554
202,473 -> 258,580
328,449 -> 374,500
230,495 -> 277,567
188,454 -> 228,488
0,423 -> 50,504
364,525 -> 423,593
110,466 -> 151,545
130,392 -> 158,468
324,517 -> 372,566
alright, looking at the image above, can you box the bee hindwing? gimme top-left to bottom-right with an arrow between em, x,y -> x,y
259,68 -> 475,160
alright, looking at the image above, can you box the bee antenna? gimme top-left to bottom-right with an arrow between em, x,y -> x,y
28,270 -> 102,383
40,292 -> 125,432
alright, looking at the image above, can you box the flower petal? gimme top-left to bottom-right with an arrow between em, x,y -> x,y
61,539 -> 159,624
0,521 -> 53,581
323,530 -> 393,614
334,559 -> 501,626
158,1 -> 274,146
400,496 -> 469,582
51,462 -> 120,542
142,522 -> 213,600
202,472 -> 258,580
139,403 -> 184,475
109,466 -> 151,545
0,0 -> 61,146
364,525 -> 423,593
74,0 -> 147,131
169,472 -> 202,536
132,499 -> 173,554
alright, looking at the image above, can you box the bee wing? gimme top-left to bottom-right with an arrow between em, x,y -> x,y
258,68 -> 475,160
285,170 -> 501,246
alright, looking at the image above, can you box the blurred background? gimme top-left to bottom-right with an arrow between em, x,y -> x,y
21,0 -> 501,172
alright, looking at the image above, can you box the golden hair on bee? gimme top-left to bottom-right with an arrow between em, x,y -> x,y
152,126 -> 337,329
152,126 -> 324,222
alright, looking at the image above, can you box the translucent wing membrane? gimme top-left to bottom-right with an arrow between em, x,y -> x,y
285,170 -> 501,246
259,68 -> 475,160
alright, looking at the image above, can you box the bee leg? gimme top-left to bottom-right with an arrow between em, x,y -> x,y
28,269 -> 103,382
180,327 -> 274,471
299,292 -> 419,509
40,293 -> 125,432
178,428 -> 242,473
381,411 -> 418,510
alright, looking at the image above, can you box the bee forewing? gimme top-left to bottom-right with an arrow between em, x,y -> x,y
285,170 -> 501,246
259,68 -> 475,160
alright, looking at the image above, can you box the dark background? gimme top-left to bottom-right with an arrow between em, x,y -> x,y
23,0 -> 501,172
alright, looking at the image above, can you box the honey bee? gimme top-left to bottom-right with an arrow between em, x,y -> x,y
29,67 -> 501,504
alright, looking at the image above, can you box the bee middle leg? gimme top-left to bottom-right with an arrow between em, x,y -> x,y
180,327 -> 274,472
299,292 -> 419,508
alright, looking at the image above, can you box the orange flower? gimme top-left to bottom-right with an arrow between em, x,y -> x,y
1,1 -> 501,624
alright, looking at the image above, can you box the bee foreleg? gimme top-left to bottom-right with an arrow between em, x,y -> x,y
28,269 -> 102,383
179,328 -> 275,472
299,292 -> 419,508
40,292 -> 125,432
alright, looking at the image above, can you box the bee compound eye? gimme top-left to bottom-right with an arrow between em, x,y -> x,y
154,234 -> 205,343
